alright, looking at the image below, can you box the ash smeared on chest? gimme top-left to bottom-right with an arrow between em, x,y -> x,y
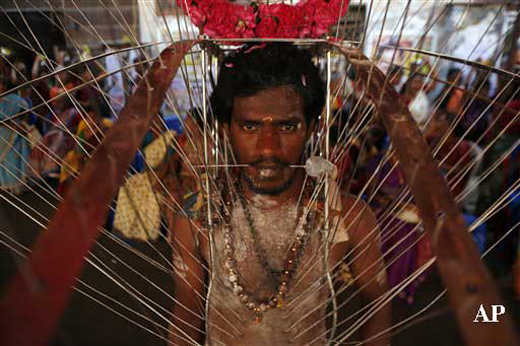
208,196 -> 330,344
230,196 -> 299,266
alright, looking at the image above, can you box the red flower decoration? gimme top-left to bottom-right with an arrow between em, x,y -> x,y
176,0 -> 349,41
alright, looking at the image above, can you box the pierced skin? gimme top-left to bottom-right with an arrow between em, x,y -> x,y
170,84 -> 390,346
225,85 -> 311,200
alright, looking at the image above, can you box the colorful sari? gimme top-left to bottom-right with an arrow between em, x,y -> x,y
28,108 -> 79,180
361,154 -> 423,303
362,136 -> 481,303
59,115 -> 113,194
0,93 -> 30,193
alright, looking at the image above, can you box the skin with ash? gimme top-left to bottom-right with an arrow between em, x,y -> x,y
169,43 -> 390,346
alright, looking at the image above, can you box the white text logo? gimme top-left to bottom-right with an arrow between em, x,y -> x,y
473,304 -> 505,323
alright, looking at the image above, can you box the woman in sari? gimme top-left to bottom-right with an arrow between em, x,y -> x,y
0,77 -> 31,194
59,108 -> 113,195
401,73 -> 432,127
28,87 -> 79,187
361,111 -> 480,303
361,149 -> 423,303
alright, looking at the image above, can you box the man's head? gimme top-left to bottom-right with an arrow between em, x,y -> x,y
210,43 -> 325,195
425,111 -> 460,143
404,73 -> 425,96
472,78 -> 490,98
387,65 -> 403,87
447,68 -> 461,85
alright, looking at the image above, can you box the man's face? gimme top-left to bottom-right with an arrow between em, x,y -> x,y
227,85 -> 311,195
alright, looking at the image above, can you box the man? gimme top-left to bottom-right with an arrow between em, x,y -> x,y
169,43 -> 390,345
435,67 -> 463,116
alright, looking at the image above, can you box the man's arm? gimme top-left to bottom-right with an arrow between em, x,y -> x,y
342,196 -> 391,346
169,214 -> 207,345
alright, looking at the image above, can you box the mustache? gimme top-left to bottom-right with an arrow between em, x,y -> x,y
246,157 -> 291,168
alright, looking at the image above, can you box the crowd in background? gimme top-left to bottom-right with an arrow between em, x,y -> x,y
1,46 -> 520,305
0,50 -> 117,195
332,54 -> 520,302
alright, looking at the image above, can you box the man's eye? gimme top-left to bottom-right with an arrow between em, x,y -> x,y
280,124 -> 295,131
242,124 -> 257,131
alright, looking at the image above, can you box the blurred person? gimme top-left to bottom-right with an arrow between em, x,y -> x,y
494,70 -> 520,138
436,67 -> 464,116
424,111 -> 486,250
0,75 -> 31,194
130,55 -> 148,94
59,103 -> 113,194
459,78 -> 492,142
75,62 -> 111,119
104,48 -> 126,115
335,123 -> 387,196
360,110 -> 485,304
413,117 -> 487,276
387,64 -> 404,91
401,73 -> 431,126
9,61 -> 29,89
30,55 -> 52,133
478,76 -> 520,272
28,87 -> 79,188
409,59 -> 438,94
424,112 -> 475,199
360,148 -> 422,303
50,52 -> 75,99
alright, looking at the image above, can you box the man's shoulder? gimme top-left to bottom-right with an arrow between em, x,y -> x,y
340,193 -> 373,217
339,193 -> 378,234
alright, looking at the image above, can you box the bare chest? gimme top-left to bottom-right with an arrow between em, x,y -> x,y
203,202 -> 334,345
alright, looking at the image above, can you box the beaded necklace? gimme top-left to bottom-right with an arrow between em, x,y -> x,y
221,182 -> 317,323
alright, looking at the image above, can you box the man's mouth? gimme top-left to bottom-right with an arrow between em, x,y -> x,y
242,161 -> 296,195
258,167 -> 278,178
249,163 -> 286,180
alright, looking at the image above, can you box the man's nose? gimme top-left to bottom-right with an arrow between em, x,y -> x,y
256,127 -> 281,157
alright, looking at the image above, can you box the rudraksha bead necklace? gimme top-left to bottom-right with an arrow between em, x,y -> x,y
221,184 -> 317,323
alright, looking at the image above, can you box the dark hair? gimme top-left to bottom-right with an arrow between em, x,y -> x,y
388,64 -> 402,77
472,78 -> 490,92
399,72 -> 424,95
447,67 -> 461,82
210,43 -> 325,124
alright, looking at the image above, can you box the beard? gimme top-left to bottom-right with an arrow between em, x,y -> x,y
239,153 -> 304,196
242,169 -> 295,196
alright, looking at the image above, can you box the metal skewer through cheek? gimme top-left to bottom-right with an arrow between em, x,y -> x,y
194,164 -> 306,168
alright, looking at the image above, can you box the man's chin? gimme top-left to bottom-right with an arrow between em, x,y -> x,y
243,175 -> 293,196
